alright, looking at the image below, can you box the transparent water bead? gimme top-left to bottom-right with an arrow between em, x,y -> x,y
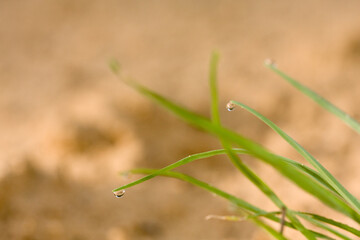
226,102 -> 236,111
113,189 -> 126,198
264,58 -> 277,67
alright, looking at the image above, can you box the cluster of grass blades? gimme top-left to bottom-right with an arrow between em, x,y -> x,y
110,53 -> 360,239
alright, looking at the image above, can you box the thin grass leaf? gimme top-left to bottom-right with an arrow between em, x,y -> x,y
298,212 -> 360,237
227,146 -> 317,239
210,55 -> 316,239
297,213 -> 353,240
252,218 -> 289,240
113,147 -> 335,196
209,52 -> 285,210
112,149 -> 232,192
286,209 -> 317,240
209,51 -> 221,125
224,146 -> 285,209
129,168 -> 282,224
265,62 -> 360,134
121,79 -> 360,222
230,100 -> 360,214
129,168 -> 336,240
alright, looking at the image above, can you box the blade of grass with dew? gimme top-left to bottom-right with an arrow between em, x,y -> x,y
130,168 -> 337,240
209,53 -> 316,239
118,78 -> 360,223
209,52 -> 285,210
113,147 -> 335,196
230,100 -> 360,214
265,62 -> 360,134
113,149 -> 235,192
296,213 -> 353,240
297,212 -> 360,237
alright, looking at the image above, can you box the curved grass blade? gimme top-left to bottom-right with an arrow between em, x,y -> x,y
230,100 -> 360,214
120,79 -> 360,223
210,54 -> 316,239
265,62 -> 360,134
297,213 -> 353,240
113,147 -> 335,196
226,147 -> 317,239
298,212 -> 360,237
210,52 -> 285,210
252,218 -> 289,240
129,168 -> 282,224
130,168 -> 337,240
113,149 -> 232,192
114,147 -> 328,198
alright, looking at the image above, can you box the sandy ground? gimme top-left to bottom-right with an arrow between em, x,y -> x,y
1,1 -> 360,239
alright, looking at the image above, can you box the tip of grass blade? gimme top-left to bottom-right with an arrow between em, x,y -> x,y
264,58 -> 277,68
265,61 -> 360,135
109,59 -> 121,75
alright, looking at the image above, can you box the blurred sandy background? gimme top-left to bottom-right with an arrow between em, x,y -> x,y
1,1 -> 360,239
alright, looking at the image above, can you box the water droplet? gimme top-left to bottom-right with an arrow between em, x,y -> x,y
226,102 -> 236,111
113,189 -> 126,198
264,58 -> 277,67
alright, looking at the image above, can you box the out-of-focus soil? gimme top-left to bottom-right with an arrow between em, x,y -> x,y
1,1 -> 360,239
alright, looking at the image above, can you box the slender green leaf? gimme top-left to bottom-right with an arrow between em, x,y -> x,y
298,212 -> 360,237
227,146 -> 316,239
130,168 -> 335,240
286,209 -> 316,240
224,146 -> 285,209
208,54 -> 316,238
113,147 -> 335,198
113,149 -> 231,192
209,52 -> 287,217
230,100 -> 360,214
265,62 -> 360,134
122,80 -> 360,222
210,52 -> 285,210
129,168 -> 281,224
251,218 -> 289,240
297,213 -> 353,240
209,51 -> 221,125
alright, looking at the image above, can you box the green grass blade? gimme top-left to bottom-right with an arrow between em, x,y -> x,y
265,62 -> 360,134
209,51 -> 221,125
208,54 -> 316,238
298,212 -> 360,237
121,80 -> 360,223
251,218 -> 289,240
285,209 -> 316,240
209,52 -> 290,228
224,145 -> 285,209
297,213 -> 353,240
227,147 -> 316,239
129,168 -> 279,222
238,150 -> 337,194
130,168 -> 336,240
113,147 -> 335,196
112,149 -> 246,192
209,51 -> 285,211
230,100 -> 360,214
112,148 -> 327,192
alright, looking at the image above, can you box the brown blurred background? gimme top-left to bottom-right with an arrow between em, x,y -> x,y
1,1 -> 360,239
